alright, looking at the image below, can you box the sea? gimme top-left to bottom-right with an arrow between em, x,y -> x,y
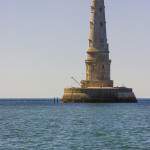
0,99 -> 150,150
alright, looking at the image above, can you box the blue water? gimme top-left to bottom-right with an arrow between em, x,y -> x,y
0,99 -> 150,150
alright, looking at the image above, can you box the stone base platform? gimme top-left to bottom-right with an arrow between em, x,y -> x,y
62,87 -> 137,103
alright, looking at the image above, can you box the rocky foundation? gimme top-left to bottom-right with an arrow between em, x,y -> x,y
62,87 -> 137,103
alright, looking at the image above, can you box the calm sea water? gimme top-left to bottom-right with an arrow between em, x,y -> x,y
0,99 -> 150,150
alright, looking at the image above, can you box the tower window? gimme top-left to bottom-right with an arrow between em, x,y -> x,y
100,22 -> 103,27
89,39 -> 93,47
102,65 -> 105,69
99,8 -> 103,12
90,21 -> 94,28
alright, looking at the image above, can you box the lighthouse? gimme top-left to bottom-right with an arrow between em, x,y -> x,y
81,0 -> 113,88
62,0 -> 137,103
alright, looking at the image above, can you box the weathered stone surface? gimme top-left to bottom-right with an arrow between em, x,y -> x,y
84,0 -> 112,88
62,0 -> 137,103
81,80 -> 113,88
63,87 -> 137,103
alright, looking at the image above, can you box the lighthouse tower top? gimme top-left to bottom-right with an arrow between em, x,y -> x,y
88,0 -> 108,52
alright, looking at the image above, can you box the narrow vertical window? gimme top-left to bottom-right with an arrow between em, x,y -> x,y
102,65 -> 105,70
99,8 -> 103,12
89,39 -> 93,47
100,22 -> 103,27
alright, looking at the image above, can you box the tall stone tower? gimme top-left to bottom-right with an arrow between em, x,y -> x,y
81,0 -> 113,88
62,0 -> 137,103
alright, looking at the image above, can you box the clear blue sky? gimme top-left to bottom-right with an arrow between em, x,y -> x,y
0,0 -> 149,98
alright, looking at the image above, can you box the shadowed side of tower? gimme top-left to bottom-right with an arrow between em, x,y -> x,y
62,0 -> 137,103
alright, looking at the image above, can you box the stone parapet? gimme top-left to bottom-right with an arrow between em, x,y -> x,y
81,80 -> 113,88
62,87 -> 137,103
